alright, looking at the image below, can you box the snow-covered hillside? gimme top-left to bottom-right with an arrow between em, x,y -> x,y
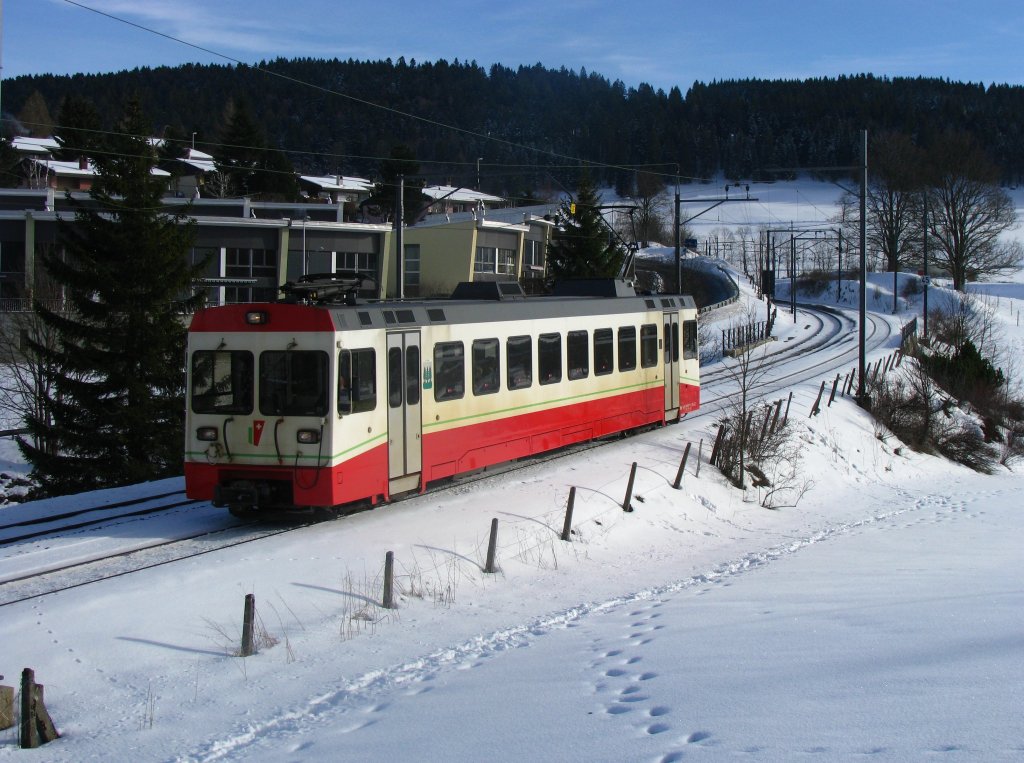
1,181 -> 1023,761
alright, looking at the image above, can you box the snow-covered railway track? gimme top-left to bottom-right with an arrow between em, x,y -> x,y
0,303 -> 895,604
0,491 -> 202,546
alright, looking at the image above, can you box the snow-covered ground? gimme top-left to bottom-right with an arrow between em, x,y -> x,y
1,181 -> 1024,761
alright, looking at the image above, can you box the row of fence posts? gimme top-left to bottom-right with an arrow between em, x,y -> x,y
238,346 -> 906,656
237,437 -> 709,657
809,349 -> 904,417
0,670 -> 60,748
708,393 -> 793,467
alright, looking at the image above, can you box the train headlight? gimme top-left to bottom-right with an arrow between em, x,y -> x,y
245,310 -> 269,325
296,429 -> 321,444
196,426 -> 219,442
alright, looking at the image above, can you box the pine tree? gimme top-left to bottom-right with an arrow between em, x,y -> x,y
546,173 -> 626,283
18,97 -> 204,496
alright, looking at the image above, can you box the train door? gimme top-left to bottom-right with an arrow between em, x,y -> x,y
663,312 -> 680,418
386,331 -> 422,494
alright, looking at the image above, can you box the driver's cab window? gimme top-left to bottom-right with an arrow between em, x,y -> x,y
339,348 -> 377,414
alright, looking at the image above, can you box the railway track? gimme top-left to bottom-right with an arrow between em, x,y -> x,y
0,302 -> 899,606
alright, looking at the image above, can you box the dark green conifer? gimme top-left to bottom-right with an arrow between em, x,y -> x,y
18,97 -> 204,496
546,173 -> 626,283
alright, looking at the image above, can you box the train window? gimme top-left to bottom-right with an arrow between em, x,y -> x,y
506,335 -> 532,390
664,319 -> 679,363
434,342 -> 465,401
339,349 -> 376,414
640,324 -> 658,368
594,329 -> 613,376
567,330 -> 589,380
617,327 -> 637,372
191,350 -> 254,414
472,338 -> 500,396
259,351 -> 329,417
538,333 -> 562,385
387,347 -> 403,408
683,320 -> 698,360
405,345 -> 421,405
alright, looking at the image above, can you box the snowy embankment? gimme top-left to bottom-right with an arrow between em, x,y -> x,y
2,179 -> 1024,760
2,262 -> 1023,760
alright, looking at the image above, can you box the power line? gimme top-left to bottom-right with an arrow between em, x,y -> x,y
56,0 -> 702,184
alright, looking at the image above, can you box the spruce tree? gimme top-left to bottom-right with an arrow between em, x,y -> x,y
18,97 -> 203,496
546,173 -> 626,283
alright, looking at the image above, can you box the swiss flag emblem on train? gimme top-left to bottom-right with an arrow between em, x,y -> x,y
249,420 -> 265,446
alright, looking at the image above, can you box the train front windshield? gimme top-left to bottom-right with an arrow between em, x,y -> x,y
259,351 -> 330,417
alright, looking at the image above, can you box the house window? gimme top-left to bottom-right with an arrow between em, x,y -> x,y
523,239 -> 545,279
337,251 -> 378,273
225,247 -> 277,303
497,248 -> 516,275
403,244 -> 420,297
474,246 -> 496,274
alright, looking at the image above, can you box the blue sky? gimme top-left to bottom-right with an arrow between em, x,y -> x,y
4,0 -> 1023,92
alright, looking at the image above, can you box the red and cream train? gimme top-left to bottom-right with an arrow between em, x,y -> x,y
184,277 -> 700,515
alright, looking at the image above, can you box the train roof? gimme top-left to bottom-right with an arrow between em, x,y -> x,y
190,278 -> 696,334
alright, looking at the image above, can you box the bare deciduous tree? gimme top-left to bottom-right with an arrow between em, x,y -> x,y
926,133 -> 1020,291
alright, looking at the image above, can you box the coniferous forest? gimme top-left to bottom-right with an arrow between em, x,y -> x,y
5,58 -> 1024,199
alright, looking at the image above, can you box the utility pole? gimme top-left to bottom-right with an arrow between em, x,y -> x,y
857,129 -> 868,405
673,187 -> 756,293
396,173 -> 404,299
922,190 -> 929,341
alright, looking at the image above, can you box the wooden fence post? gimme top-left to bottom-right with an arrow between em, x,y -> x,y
19,669 -> 58,748
827,374 -> 840,407
561,487 -> 576,541
810,380 -> 826,417
622,462 -> 637,512
484,518 -> 499,573
783,391 -> 793,425
672,443 -> 692,489
709,423 -> 728,466
383,551 -> 395,609
695,439 -> 703,478
770,399 -> 783,433
240,593 -> 256,657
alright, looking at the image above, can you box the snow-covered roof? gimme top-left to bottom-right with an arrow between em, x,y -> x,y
422,185 -> 504,204
30,157 -> 171,178
11,136 -> 60,154
299,175 -> 375,193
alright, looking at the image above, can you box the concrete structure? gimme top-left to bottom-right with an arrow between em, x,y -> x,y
0,189 -> 555,310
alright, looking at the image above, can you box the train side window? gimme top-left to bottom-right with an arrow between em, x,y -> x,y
683,320 -> 698,360
472,338 -> 500,395
434,341 -> 465,401
538,332 -> 562,385
191,350 -> 254,414
664,319 -> 679,363
339,348 -> 376,414
617,327 -> 637,372
594,329 -> 613,376
387,347 -> 403,408
259,350 -> 329,416
506,335 -> 532,390
567,330 -> 589,380
640,324 -> 658,368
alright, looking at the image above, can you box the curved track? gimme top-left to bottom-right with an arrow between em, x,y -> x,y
0,303 -> 900,605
